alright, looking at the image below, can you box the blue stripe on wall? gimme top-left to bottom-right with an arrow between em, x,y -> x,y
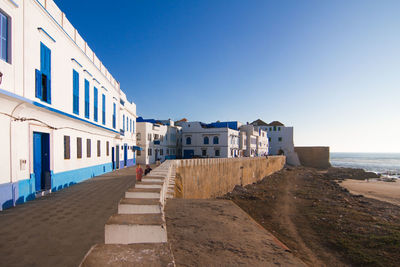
0,162 -> 113,211
51,162 -> 112,191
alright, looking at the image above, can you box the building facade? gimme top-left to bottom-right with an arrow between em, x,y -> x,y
177,121 -> 240,159
0,0 -> 137,210
239,124 -> 268,157
136,118 -> 181,164
252,119 -> 300,165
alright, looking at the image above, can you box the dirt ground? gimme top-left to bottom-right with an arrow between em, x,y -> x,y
223,167 -> 400,267
341,179 -> 400,206
165,198 -> 306,267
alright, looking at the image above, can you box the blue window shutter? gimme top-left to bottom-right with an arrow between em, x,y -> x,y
35,69 -> 42,99
102,94 -> 106,125
0,13 -> 8,62
73,70 -> 79,115
47,77 -> 51,104
84,79 -> 89,118
93,87 -> 98,122
123,115 -> 125,131
40,43 -> 45,73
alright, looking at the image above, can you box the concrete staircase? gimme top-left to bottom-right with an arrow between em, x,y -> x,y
80,161 -> 176,267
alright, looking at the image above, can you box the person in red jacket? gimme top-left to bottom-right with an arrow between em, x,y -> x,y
136,164 -> 144,182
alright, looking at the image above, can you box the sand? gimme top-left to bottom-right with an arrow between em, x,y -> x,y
341,179 -> 400,206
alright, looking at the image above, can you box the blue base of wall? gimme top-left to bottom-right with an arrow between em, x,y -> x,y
0,162 -> 113,211
119,158 -> 135,168
52,162 -> 112,192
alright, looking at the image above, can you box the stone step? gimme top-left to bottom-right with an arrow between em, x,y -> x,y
118,198 -> 161,214
125,187 -> 161,199
141,178 -> 164,183
105,214 -> 167,244
80,243 -> 174,267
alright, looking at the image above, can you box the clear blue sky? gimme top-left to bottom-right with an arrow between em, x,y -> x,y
55,0 -> 400,153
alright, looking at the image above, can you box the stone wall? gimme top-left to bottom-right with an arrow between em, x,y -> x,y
294,146 -> 331,169
174,156 -> 285,199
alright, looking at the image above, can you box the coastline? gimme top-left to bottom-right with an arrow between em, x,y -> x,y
340,179 -> 400,206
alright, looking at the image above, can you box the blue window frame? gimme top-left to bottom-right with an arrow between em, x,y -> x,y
112,103 -> 116,129
84,79 -> 90,119
130,119 -> 132,133
0,12 -> 8,62
102,94 -> 106,125
213,136 -> 219,144
126,117 -> 128,132
93,87 -> 98,122
73,70 -> 79,114
123,114 -> 125,131
204,136 -> 209,145
132,119 -> 135,133
186,137 -> 191,145
35,43 -> 51,104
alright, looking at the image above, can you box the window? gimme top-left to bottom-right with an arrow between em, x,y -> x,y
273,126 -> 277,131
77,137 -> 82,159
132,120 -> 135,133
202,149 -> 206,157
204,136 -> 209,144
126,117 -> 129,132
186,137 -> 191,145
130,119 -> 132,133
269,127 -> 272,131
278,127 -> 281,131
123,114 -> 125,131
137,133 -> 141,141
213,136 -> 219,144
64,136 -> 70,159
102,94 -> 106,125
148,133 -> 152,141
106,141 -> 109,156
278,137 -> 282,142
97,140 -> 101,157
112,103 -> 116,129
166,149 -> 169,155
35,43 -> 51,104
73,70 -> 79,114
215,149 -> 220,157
268,137 -> 271,142
160,149 -> 163,156
148,148 -> 152,156
0,12 -> 9,62
87,139 -> 91,157
84,79 -> 90,118
93,87 -> 98,122
137,150 -> 141,156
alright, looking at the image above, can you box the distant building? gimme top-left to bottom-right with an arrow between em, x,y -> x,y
136,118 -> 181,164
251,119 -> 300,165
176,121 -> 240,158
239,124 -> 268,157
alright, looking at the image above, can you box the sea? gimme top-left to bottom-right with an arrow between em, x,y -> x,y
330,153 -> 400,179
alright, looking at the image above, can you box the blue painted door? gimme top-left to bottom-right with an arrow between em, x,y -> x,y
116,145 -> 120,169
124,144 -> 127,167
112,147 -> 115,170
183,150 -> 194,159
33,132 -> 50,192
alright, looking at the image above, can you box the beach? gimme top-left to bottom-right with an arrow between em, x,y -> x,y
341,179 -> 400,206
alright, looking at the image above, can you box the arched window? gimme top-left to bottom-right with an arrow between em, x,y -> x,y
204,136 -> 209,144
213,136 -> 219,144
186,137 -> 191,145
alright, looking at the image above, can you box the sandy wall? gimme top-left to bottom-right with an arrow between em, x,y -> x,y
294,146 -> 331,169
174,156 -> 285,199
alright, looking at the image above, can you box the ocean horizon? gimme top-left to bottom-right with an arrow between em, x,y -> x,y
330,152 -> 400,178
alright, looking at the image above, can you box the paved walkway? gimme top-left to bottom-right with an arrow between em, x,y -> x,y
0,167 -> 137,267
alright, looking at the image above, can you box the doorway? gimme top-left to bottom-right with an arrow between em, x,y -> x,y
33,132 -> 51,192
116,145 -> 120,169
112,147 -> 115,170
123,144 -> 127,167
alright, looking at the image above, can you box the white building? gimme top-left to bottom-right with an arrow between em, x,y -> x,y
239,124 -> 268,157
252,119 -> 300,165
136,118 -> 181,164
0,0 -> 137,210
176,121 -> 240,158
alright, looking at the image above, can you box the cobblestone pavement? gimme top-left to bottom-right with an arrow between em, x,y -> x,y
0,167 -> 137,267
